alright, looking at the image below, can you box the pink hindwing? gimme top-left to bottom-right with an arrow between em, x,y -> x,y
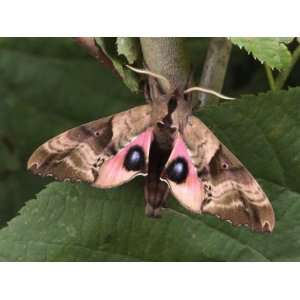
161,134 -> 204,212
94,128 -> 153,188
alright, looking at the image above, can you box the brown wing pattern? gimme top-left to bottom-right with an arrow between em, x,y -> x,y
183,116 -> 275,232
182,116 -> 220,171
27,104 -> 152,184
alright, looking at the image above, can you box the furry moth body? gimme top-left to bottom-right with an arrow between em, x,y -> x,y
28,81 -> 275,232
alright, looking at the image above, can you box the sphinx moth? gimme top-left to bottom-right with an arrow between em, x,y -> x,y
28,68 -> 275,232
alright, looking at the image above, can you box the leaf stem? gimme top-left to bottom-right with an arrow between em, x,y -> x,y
275,44 -> 300,89
74,37 -> 119,77
264,64 -> 276,91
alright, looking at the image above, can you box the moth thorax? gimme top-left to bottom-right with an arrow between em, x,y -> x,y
153,127 -> 174,151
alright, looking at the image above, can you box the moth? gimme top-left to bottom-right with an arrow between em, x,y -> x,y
28,67 -> 275,232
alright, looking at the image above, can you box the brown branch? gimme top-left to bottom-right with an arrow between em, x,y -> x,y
140,38 -> 191,92
199,37 -> 232,106
74,37 -> 119,76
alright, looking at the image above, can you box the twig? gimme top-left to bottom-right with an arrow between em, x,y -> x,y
275,44 -> 300,89
139,38 -> 191,92
264,64 -> 276,91
199,38 -> 232,106
74,37 -> 119,76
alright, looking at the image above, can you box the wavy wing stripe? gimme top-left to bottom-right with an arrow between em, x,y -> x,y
28,104 -> 153,185
181,115 -> 275,232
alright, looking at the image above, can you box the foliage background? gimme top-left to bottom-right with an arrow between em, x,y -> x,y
0,38 -> 300,261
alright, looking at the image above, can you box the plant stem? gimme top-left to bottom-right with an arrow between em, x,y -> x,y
275,44 -> 300,89
74,37 -> 119,77
199,37 -> 232,106
264,64 -> 276,91
139,38 -> 191,92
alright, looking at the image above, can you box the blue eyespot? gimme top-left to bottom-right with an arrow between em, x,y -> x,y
124,146 -> 145,171
166,157 -> 188,183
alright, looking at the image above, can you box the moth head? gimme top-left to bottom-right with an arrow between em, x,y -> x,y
156,91 -> 192,132
141,74 -> 192,130
126,65 -> 235,130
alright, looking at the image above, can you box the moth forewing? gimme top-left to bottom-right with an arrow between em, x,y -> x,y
183,116 -> 275,232
182,116 -> 220,171
27,105 -> 153,186
27,115 -> 113,183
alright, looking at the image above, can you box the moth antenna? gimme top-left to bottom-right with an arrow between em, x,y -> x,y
183,87 -> 235,100
126,65 -> 171,91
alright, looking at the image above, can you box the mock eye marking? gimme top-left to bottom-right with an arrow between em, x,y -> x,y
222,162 -> 229,169
166,157 -> 188,184
124,145 -> 145,171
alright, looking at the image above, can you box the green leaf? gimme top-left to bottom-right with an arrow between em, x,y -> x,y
230,37 -> 292,70
116,37 -> 140,64
1,87 -> 300,261
0,140 -> 20,174
0,48 -> 141,158
0,182 -> 270,261
277,37 -> 295,44
0,43 -> 141,226
95,37 -> 139,92
0,37 -> 90,60
0,171 -> 47,228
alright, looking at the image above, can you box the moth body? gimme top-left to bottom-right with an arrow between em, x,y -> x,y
27,81 -> 275,232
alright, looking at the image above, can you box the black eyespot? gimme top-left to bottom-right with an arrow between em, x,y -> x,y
124,145 -> 145,171
166,157 -> 188,184
222,162 -> 229,169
